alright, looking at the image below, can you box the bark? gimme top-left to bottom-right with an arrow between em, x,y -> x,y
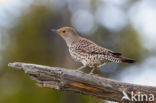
8,62 -> 156,103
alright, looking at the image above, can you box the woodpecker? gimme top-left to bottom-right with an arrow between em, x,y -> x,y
51,26 -> 135,74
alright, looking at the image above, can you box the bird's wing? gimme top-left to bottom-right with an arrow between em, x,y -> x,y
76,38 -> 122,57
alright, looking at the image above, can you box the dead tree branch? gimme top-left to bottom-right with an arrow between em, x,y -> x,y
8,62 -> 156,103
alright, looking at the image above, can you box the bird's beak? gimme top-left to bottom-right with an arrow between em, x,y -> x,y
50,29 -> 58,33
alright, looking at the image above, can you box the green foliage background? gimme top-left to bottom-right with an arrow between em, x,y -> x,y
0,1 -> 146,103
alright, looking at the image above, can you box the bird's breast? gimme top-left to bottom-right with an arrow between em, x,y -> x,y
69,47 -> 87,62
69,47 -> 105,66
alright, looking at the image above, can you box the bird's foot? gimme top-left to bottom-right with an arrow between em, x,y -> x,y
89,72 -> 94,75
88,73 -> 99,76
76,69 -> 82,72
76,65 -> 87,71
89,68 -> 96,75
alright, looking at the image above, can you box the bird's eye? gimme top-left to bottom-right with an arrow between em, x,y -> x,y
62,30 -> 66,33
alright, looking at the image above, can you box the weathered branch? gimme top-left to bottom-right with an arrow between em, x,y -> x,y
8,62 -> 156,103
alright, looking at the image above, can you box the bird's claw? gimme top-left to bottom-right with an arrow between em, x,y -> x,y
89,72 -> 94,75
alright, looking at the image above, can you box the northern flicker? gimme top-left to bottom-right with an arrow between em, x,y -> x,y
51,26 -> 135,74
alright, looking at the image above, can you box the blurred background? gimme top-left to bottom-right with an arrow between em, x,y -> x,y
0,0 -> 156,103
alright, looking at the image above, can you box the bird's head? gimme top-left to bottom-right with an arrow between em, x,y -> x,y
52,27 -> 78,39
51,26 -> 79,46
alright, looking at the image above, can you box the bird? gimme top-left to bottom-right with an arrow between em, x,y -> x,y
51,26 -> 135,74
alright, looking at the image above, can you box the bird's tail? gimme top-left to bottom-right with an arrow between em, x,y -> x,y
121,57 -> 136,63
